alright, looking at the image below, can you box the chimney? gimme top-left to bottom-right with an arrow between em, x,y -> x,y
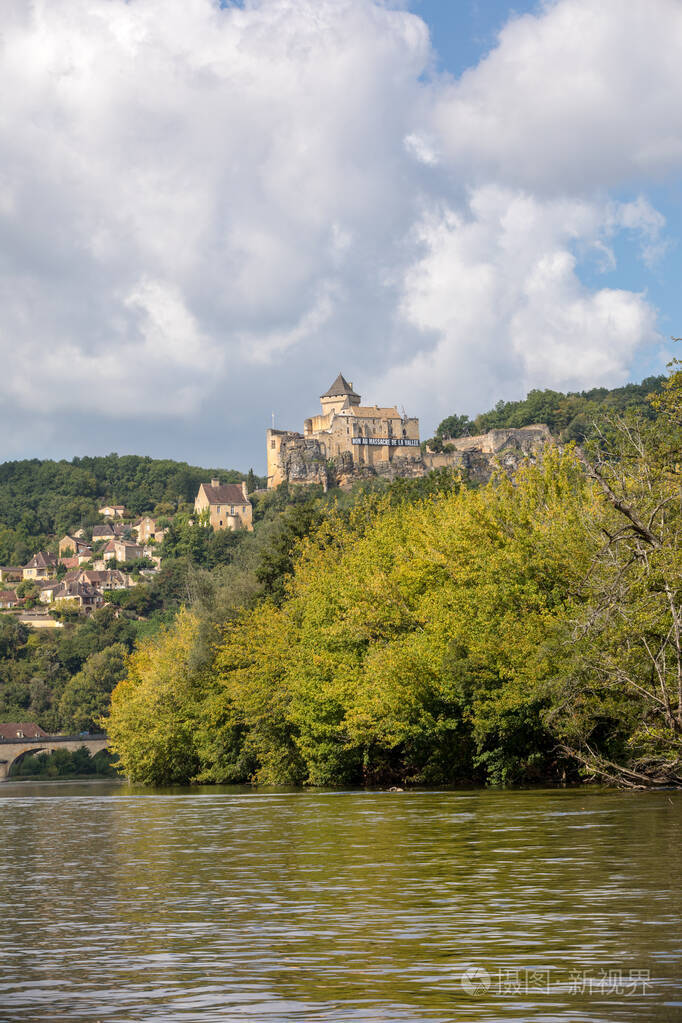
241,481 -> 248,499
211,478 -> 220,487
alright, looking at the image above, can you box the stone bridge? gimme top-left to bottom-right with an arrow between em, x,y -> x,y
0,734 -> 109,781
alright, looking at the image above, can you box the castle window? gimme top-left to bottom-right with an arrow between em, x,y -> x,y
271,440 -> 276,449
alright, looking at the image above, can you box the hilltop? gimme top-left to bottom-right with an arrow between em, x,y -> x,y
428,375 -> 665,449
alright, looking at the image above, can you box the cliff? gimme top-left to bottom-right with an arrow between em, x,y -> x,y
270,424 -> 553,489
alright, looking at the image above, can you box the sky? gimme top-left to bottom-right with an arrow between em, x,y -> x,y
1,0 -> 681,473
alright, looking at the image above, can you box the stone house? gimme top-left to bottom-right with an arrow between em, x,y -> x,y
134,516 -> 168,544
38,581 -> 60,604
78,569 -> 132,590
98,504 -> 126,518
102,540 -> 144,564
58,534 -> 91,559
194,480 -> 253,531
52,581 -> 103,613
92,524 -> 116,541
0,589 -> 20,609
23,552 -> 58,581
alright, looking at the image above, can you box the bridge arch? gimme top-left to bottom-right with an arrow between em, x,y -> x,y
0,735 -> 109,781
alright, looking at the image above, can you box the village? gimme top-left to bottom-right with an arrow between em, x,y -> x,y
0,374 -> 549,629
0,375 -> 550,630
0,479 -> 253,627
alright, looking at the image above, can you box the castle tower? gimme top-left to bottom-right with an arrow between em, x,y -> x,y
319,373 -> 361,417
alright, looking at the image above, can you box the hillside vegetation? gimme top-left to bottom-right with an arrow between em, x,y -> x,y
107,370 -> 682,790
0,454 -> 263,565
0,473 -> 451,735
431,375 -> 664,446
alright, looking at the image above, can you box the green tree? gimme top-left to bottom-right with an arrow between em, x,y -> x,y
59,644 -> 128,733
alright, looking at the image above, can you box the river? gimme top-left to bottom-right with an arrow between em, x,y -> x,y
0,782 -> 680,1022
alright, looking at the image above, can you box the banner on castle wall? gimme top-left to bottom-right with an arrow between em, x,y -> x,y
352,437 -> 420,447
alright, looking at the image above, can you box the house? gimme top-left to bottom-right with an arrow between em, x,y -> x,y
102,540 -> 144,564
23,552 -> 58,581
101,541 -> 117,562
0,566 -> 23,584
194,480 -> 253,531
134,516 -> 168,544
59,556 -> 80,571
58,534 -> 91,559
38,581 -> 60,604
52,581 -> 103,613
115,540 -> 144,563
93,523 -> 128,542
0,722 -> 48,740
0,589 -> 20,609
78,569 -> 132,590
92,524 -> 116,541
98,504 -> 126,518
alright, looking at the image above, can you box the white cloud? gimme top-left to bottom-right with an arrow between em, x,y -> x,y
431,0 -> 682,192
0,0 -> 677,464
377,188 -> 659,414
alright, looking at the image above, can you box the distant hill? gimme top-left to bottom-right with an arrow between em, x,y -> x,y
431,375 -> 665,448
0,453 -> 264,565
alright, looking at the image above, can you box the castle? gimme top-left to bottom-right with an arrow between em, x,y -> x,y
267,373 -> 552,489
267,374 -> 422,488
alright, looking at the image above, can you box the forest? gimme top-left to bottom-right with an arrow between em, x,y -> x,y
429,375 -> 665,447
105,370 -> 682,790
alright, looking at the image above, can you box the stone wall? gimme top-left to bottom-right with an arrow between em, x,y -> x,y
269,424 -> 553,490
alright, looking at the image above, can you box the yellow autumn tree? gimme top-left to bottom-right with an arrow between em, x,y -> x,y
105,609 -> 209,784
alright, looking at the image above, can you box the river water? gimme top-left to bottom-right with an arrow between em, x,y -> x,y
0,783 -> 680,1022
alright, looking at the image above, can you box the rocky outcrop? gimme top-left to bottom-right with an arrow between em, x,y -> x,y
277,435 -> 330,489
423,424 -> 553,485
334,452 -> 431,489
274,425 -> 553,490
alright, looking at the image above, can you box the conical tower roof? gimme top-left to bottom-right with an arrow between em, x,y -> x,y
320,373 -> 359,399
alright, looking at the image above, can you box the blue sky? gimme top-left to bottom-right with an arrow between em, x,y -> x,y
412,0 -> 679,382
1,0 -> 680,471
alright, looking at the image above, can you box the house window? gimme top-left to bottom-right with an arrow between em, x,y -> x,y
271,440 -> 276,449
231,506 -> 235,515
219,520 -> 223,526
216,505 -> 221,512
